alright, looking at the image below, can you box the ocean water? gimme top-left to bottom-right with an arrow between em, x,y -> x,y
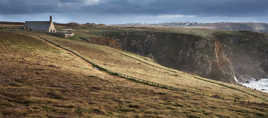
241,79 -> 268,93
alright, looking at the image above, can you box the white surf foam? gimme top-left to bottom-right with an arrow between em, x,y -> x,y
240,79 -> 268,93
234,76 -> 239,83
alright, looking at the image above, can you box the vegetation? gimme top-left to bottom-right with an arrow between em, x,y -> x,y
0,24 -> 268,118
67,25 -> 268,83
67,34 -> 80,40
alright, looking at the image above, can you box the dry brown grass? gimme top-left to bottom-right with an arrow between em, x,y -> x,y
0,31 -> 267,118
38,33 -> 268,101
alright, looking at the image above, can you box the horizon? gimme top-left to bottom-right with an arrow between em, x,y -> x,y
0,0 -> 268,24
1,19 -> 268,25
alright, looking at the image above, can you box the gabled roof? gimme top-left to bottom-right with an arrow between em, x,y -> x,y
25,21 -> 50,26
25,21 -> 52,30
25,21 -> 50,24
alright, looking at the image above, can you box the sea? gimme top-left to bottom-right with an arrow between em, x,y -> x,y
240,79 -> 268,93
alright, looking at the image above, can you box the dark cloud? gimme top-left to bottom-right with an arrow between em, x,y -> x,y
0,0 -> 267,23
92,0 -> 268,17
0,0 -> 59,14
1,0 -> 267,16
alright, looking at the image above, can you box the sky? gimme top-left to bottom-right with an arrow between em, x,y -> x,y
0,0 -> 268,24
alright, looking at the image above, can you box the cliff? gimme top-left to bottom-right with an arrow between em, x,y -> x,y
104,30 -> 268,83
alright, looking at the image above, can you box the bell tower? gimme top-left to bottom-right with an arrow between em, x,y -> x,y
49,16 -> 53,23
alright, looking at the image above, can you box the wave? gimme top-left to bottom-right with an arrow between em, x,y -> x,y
240,79 -> 268,93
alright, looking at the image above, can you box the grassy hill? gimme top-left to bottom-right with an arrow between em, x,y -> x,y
0,28 -> 268,118
60,24 -> 268,83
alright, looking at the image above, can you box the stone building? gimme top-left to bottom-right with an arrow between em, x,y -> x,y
24,16 -> 56,33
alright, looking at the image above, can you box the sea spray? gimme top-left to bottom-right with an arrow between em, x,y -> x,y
234,76 -> 268,93
234,76 -> 239,83
241,79 -> 268,93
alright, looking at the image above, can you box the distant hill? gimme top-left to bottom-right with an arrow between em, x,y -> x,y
116,22 -> 268,32
0,21 -> 24,25
155,22 -> 268,32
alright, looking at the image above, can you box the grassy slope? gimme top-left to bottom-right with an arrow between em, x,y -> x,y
53,26 -> 268,98
72,25 -> 268,83
41,32 -> 268,98
0,30 -> 268,118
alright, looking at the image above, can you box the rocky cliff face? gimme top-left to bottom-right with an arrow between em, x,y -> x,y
104,30 -> 268,83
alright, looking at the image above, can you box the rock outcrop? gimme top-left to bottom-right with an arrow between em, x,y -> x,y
104,30 -> 268,83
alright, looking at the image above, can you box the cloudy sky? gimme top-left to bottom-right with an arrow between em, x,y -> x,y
0,0 -> 268,24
